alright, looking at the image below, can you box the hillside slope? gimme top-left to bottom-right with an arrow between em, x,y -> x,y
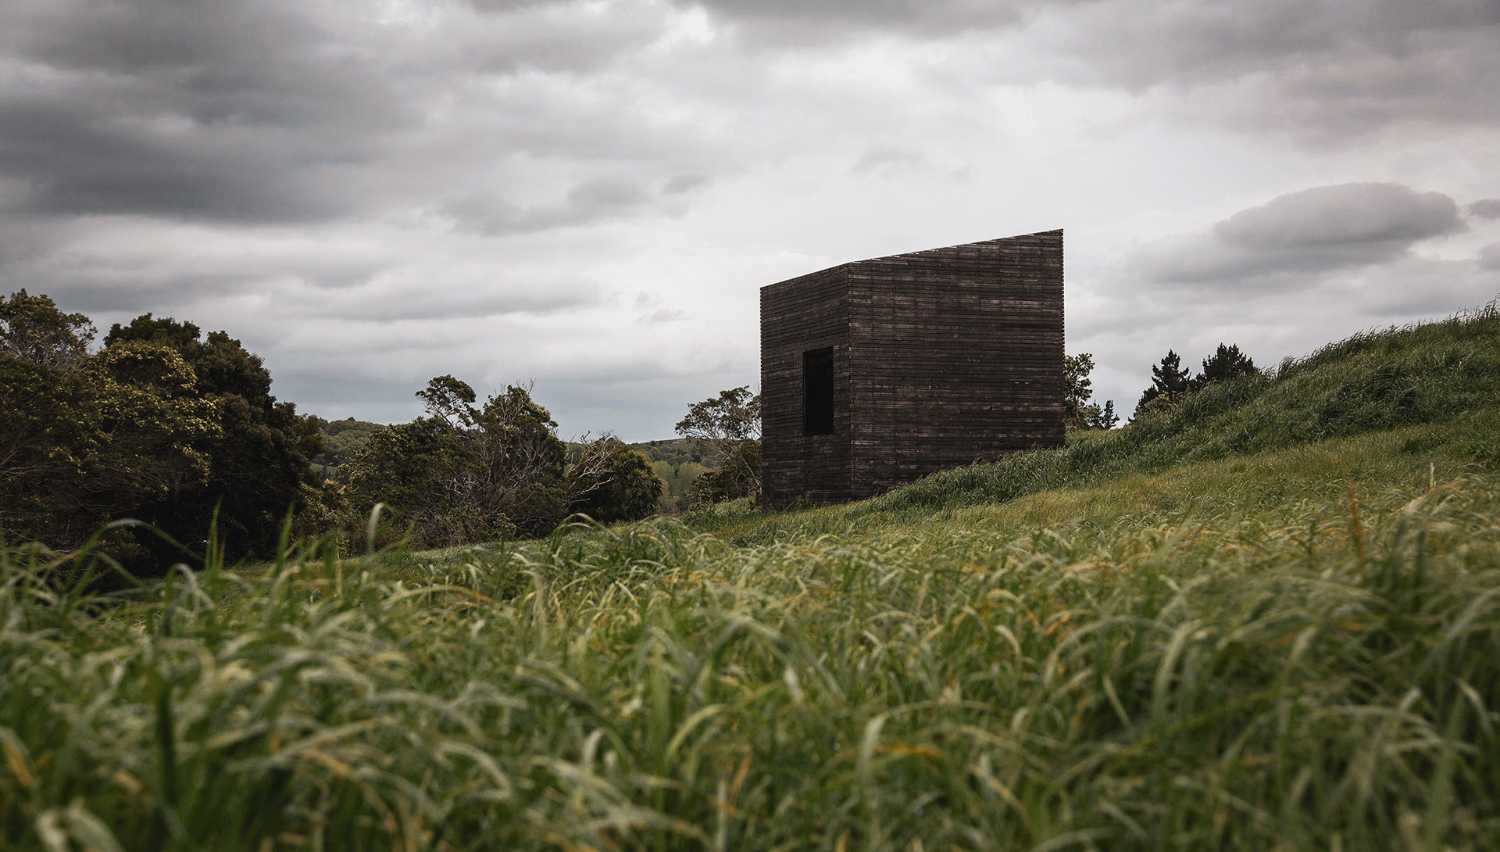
696,303 -> 1500,544
2,307 -> 1499,850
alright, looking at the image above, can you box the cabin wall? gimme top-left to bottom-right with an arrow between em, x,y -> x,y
759,265 -> 852,507
846,229 -> 1065,497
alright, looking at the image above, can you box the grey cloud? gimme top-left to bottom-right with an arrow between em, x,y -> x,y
645,306 -> 688,323
692,0 -> 1500,142
1026,0 -> 1500,142
0,95 -> 354,223
0,0 -> 697,225
443,177 -> 677,235
444,1 -> 673,74
1481,243 -> 1500,271
687,0 -> 1035,38
662,173 -> 713,195
1136,182 -> 1465,287
1215,183 -> 1462,251
850,146 -> 928,176
1470,199 -> 1500,220
313,276 -> 602,322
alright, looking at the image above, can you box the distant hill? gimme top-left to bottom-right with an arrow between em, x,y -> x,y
628,438 -> 708,511
309,416 -> 386,475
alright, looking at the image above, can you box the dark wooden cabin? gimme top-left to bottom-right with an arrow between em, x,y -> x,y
759,229 -> 1065,508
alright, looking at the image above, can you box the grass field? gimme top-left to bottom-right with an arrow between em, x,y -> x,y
3,307 -> 1500,850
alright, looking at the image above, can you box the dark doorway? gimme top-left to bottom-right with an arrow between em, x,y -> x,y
803,347 -> 834,435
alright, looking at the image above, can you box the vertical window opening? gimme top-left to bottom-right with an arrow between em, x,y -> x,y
803,347 -> 834,435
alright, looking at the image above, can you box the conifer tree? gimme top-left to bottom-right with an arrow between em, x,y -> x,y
1193,343 -> 1258,388
1136,349 -> 1191,416
1090,399 -> 1119,429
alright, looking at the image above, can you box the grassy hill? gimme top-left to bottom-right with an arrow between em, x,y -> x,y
3,306 -> 1499,849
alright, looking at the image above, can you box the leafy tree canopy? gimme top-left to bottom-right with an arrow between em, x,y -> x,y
102,312 -> 321,562
0,289 -> 95,369
675,386 -> 762,502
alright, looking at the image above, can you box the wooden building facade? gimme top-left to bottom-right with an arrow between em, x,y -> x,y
760,229 -> 1065,508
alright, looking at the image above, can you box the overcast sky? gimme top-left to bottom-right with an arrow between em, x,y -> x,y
3,0 -> 1499,439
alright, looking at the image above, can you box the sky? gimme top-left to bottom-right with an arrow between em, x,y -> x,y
2,0 -> 1498,440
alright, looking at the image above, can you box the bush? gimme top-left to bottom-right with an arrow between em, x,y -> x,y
345,378 -> 569,548
567,438 -> 664,524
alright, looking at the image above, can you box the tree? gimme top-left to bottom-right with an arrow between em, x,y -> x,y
674,386 -> 761,502
1063,353 -> 1096,430
1193,343 -> 1258,389
0,331 -> 218,555
104,315 -> 322,561
567,438 -> 664,524
346,379 -> 570,547
1136,349 -> 1192,416
345,417 -> 477,548
1089,400 -> 1120,430
0,290 -> 95,369
416,374 -> 478,428
688,440 -> 762,506
468,384 -> 570,538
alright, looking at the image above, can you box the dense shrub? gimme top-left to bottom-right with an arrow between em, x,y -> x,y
0,294 -> 220,558
345,378 -> 570,548
567,438 -> 664,524
688,439 -> 761,506
103,315 -> 323,563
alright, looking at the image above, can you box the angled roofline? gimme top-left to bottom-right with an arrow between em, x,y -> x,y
758,228 -> 1063,290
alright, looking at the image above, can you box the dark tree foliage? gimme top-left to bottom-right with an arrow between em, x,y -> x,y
675,386 -> 762,502
688,440 -> 762,506
104,315 -> 322,562
1194,343 -> 1259,389
1136,349 -> 1192,417
567,438 -> 664,524
345,417 -> 478,547
0,289 -> 95,368
470,385 -> 570,538
345,379 -> 570,547
1090,400 -> 1120,430
1,294 -> 219,554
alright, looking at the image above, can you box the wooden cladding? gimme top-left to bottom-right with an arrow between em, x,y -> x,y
761,229 -> 1065,508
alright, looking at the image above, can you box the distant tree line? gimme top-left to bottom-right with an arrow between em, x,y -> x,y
6,289 -> 1258,569
1067,342 -> 1260,432
0,291 -> 670,570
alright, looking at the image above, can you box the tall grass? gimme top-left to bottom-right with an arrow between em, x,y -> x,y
4,422 -> 1500,849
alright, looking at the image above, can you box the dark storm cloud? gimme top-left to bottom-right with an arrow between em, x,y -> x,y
691,0 -> 1499,142
0,1 -> 407,223
0,0 -> 687,225
1470,200 -> 1500,220
1136,183 -> 1466,287
0,94 -> 352,223
1002,0 -> 1500,142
